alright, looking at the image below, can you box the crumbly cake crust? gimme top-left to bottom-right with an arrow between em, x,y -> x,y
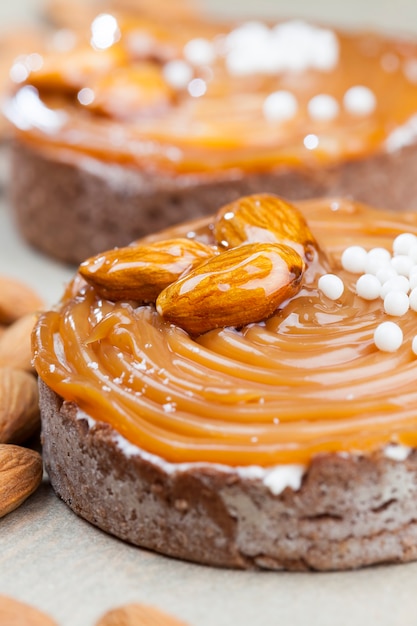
40,380 -> 417,571
12,140 -> 417,264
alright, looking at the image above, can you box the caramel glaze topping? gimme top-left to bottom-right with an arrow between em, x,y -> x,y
7,13 -> 417,175
32,197 -> 417,466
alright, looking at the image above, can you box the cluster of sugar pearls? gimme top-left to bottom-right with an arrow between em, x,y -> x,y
225,20 -> 339,77
340,233 -> 417,352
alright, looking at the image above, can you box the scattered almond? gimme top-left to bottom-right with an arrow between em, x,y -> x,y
0,368 -> 40,444
79,238 -> 216,302
157,242 -> 305,335
0,595 -> 57,626
214,193 -> 318,262
0,312 -> 38,371
0,275 -> 44,324
0,444 -> 43,518
95,603 -> 189,626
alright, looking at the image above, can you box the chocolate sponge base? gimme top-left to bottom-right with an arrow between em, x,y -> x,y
11,141 -> 417,264
40,379 -> 417,571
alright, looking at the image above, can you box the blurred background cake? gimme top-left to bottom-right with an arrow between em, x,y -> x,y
4,0 -> 417,263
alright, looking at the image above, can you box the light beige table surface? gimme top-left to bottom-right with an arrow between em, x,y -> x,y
3,1 -> 417,625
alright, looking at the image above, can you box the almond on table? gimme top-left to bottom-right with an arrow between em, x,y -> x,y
0,595 -> 57,626
0,444 -> 43,518
95,603 -> 189,626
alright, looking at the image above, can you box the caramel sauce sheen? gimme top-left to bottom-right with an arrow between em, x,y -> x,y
32,199 -> 417,466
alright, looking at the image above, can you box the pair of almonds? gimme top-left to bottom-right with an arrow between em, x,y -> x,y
80,194 -> 316,335
0,275 -> 44,518
0,596 -> 188,626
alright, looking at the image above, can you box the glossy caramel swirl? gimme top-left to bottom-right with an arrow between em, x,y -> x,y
32,198 -> 417,466
7,13 -> 417,175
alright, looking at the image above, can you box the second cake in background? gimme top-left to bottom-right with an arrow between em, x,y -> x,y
5,5 -> 417,262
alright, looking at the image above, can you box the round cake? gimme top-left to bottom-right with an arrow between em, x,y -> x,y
6,10 -> 417,262
33,194 -> 417,570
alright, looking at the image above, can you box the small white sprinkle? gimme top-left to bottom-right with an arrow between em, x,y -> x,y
380,275 -> 410,298
373,321 -> 403,352
364,257 -> 390,276
409,273 -> 417,290
187,78 -> 207,97
263,90 -> 298,122
383,291 -> 410,316
318,274 -> 344,300
376,265 -> 398,284
412,335 -> 417,355
77,87 -> 95,105
343,85 -> 376,116
183,38 -> 215,66
303,134 -> 319,150
391,254 -> 415,277
163,59 -> 193,89
9,61 -> 29,83
355,274 -> 381,300
409,287 -> 417,311
307,94 -> 339,121
407,243 -> 417,263
393,232 -> 417,255
367,246 -> 392,264
341,246 -> 368,273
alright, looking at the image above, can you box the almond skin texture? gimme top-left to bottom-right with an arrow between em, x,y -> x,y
0,368 -> 40,444
95,603 -> 189,626
0,444 -> 43,517
79,238 -> 216,302
156,242 -> 305,335
214,193 -> 318,262
0,595 -> 57,626
0,275 -> 44,325
0,312 -> 38,371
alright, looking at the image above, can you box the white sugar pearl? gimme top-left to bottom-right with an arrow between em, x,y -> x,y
391,254 -> 415,277
380,275 -> 410,298
183,38 -> 215,66
376,265 -> 398,284
355,274 -> 381,300
364,247 -> 391,275
318,274 -> 344,300
374,321 -> 403,352
409,287 -> 417,311
343,85 -> 376,116
341,245 -> 368,273
263,90 -> 298,122
393,232 -> 417,255
163,59 -> 193,89
408,243 -> 417,263
410,273 -> 417,290
412,336 -> 417,356
307,94 -> 339,121
384,291 -> 410,316
367,247 -> 392,264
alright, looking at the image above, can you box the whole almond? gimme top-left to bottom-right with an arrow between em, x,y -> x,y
79,238 -> 216,302
95,603 -> 189,626
157,242 -> 304,335
0,444 -> 43,517
214,194 -> 318,262
0,275 -> 44,324
0,312 -> 38,371
0,368 -> 40,444
0,595 -> 57,626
